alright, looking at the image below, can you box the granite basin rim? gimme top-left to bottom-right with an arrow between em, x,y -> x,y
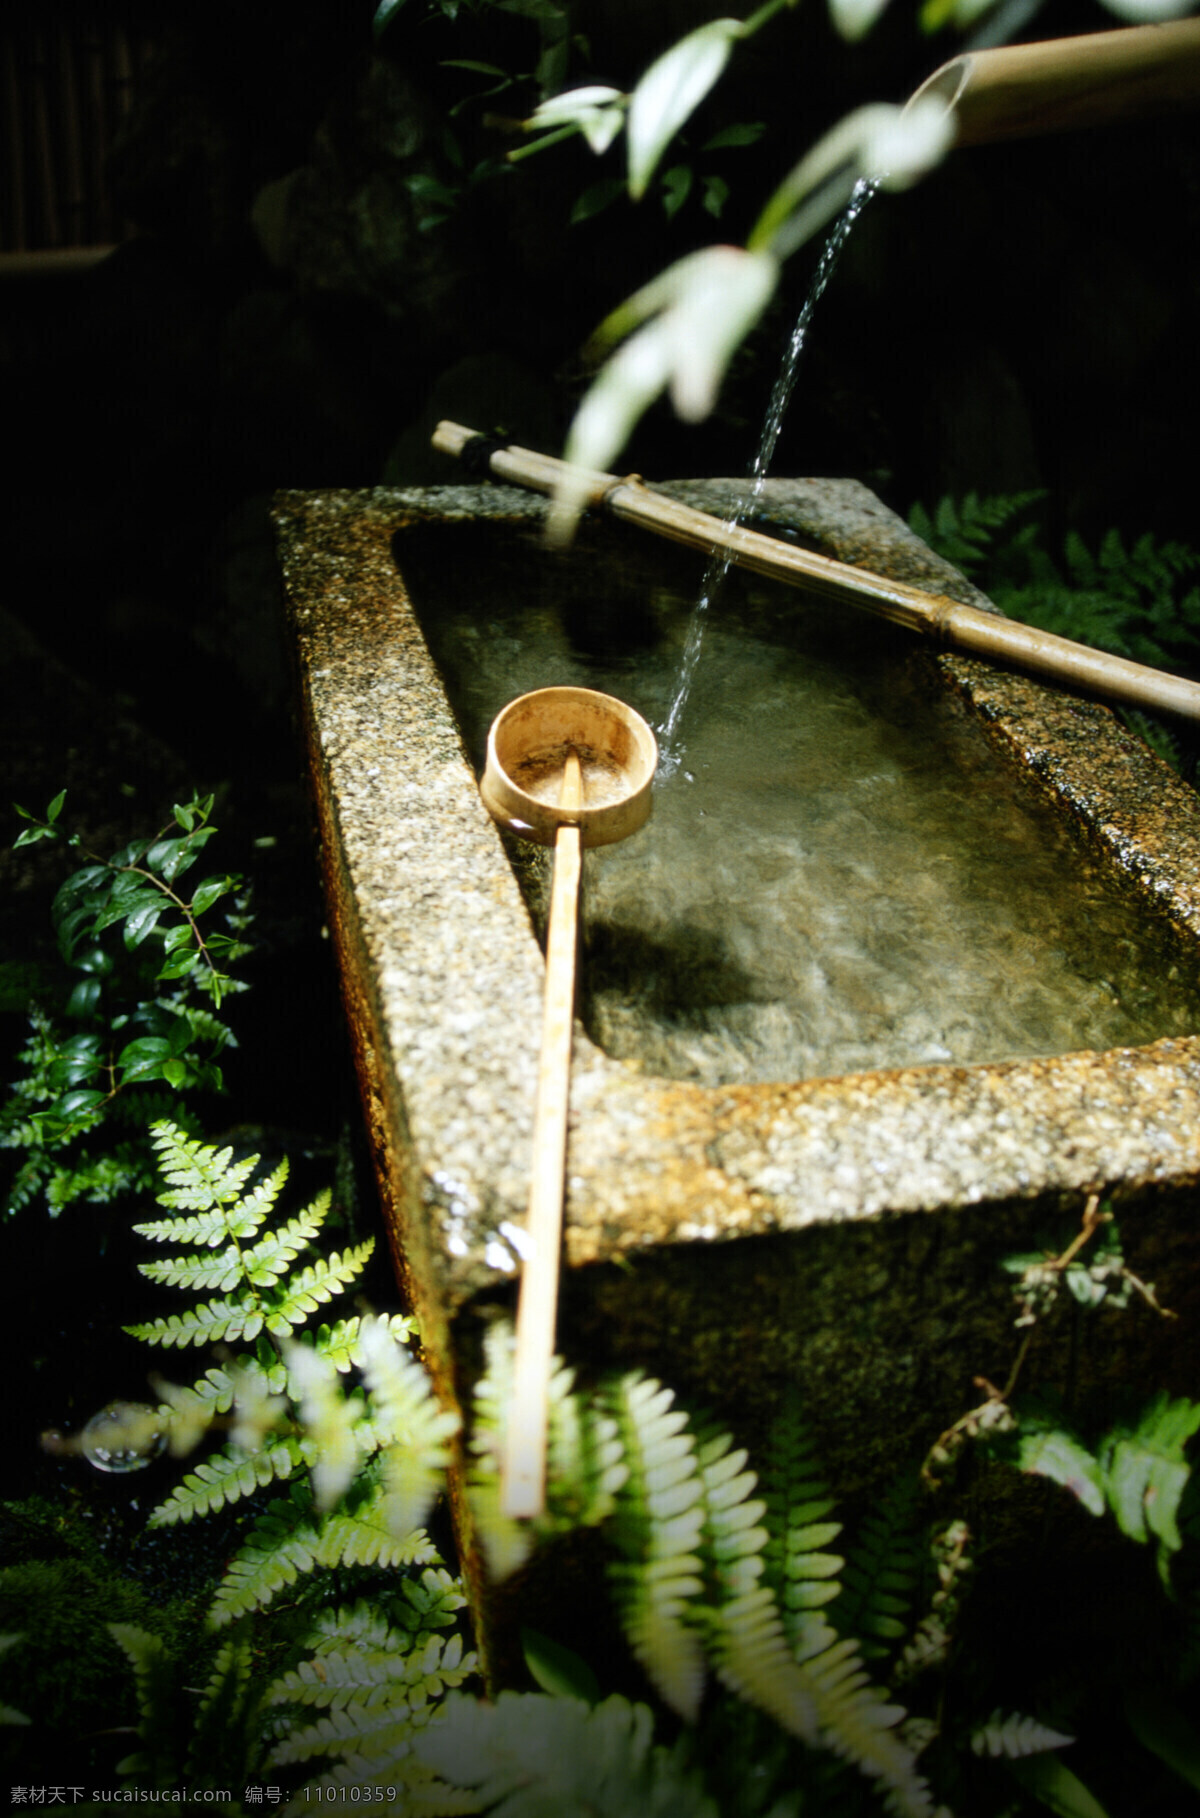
275,483 -> 1200,1308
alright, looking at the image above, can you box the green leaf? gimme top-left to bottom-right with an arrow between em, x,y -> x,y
1001,1404 -> 1106,1519
191,876 -> 231,917
46,789 -> 66,823
627,18 -> 741,201
373,0 -> 409,39
1006,1752 -> 1113,1817
157,949 -> 199,981
703,121 -> 766,150
65,976 -> 102,1017
522,1627 -> 601,1704
56,1088 -> 106,1119
1101,1402 -> 1200,1568
124,899 -> 165,948
702,172 -> 730,218
118,1036 -> 173,1084
173,802 -> 195,832
570,176 -> 626,224
660,163 -> 693,218
442,59 -> 509,75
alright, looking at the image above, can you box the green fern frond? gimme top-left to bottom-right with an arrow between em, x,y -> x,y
284,1339 -> 366,1512
210,1479 -> 440,1627
138,1244 -> 253,1293
268,1630 -> 473,1718
134,1206 -> 250,1249
126,1295 -> 270,1348
184,1632 -> 261,1781
1098,1392 -> 1200,1581
239,1196 -> 331,1286
829,1470 -> 923,1663
790,1617 -> 932,1818
467,1322 -> 627,1573
306,1578 -> 468,1662
148,1435 -> 305,1526
909,490 -> 1045,580
356,1316 -> 460,1536
464,1323 -> 535,1583
313,1313 -> 418,1372
151,1122 -> 262,1209
760,1393 -> 844,1642
970,1708 -> 1074,1758
263,1242 -> 376,1335
414,1690 -> 720,1818
388,1569 -> 470,1636
108,1622 -> 177,1782
544,1363 -> 629,1530
605,1373 -> 707,1724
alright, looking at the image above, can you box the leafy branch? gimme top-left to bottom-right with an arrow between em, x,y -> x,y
3,792 -> 252,1214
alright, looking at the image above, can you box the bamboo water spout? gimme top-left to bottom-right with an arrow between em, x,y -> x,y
432,420 -> 1200,725
908,18 -> 1200,148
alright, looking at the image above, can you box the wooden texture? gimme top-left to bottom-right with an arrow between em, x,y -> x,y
911,19 -> 1200,148
502,750 -> 583,1518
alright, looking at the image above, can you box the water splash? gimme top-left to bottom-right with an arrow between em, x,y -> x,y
657,178 -> 876,772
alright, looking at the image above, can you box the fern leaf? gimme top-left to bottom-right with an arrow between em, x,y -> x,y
760,1392 -> 844,1642
263,1242 -> 375,1334
285,1338 -> 366,1511
695,1425 -> 821,1744
241,1194 -> 330,1287
184,1632 -> 260,1780
268,1630 -> 473,1719
545,1361 -> 629,1530
151,1121 -> 261,1208
108,1623 -> 177,1782
125,1295 -> 266,1348
210,1480 -> 440,1626
356,1316 -> 460,1535
389,1568 -> 471,1636
464,1323 -> 535,1583
312,1487 -> 441,1573
606,1373 -> 707,1724
305,1312 -> 418,1372
269,1702 -> 426,1765
413,1690 -> 719,1818
1098,1392 -> 1200,1578
134,1207 -> 242,1248
971,1708 -> 1074,1758
138,1243 -> 249,1292
148,1435 -> 305,1525
829,1470 -> 923,1662
794,1618 -> 935,1818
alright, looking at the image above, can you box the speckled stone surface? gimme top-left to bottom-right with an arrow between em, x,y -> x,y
275,479 -> 1200,1623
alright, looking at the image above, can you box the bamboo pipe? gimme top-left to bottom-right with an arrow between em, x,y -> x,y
908,19 -> 1200,148
433,420 -> 1200,724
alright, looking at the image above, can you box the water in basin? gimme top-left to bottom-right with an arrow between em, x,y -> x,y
398,516 -> 1200,1086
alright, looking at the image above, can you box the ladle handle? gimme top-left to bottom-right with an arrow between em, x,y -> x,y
502,751 -> 583,1518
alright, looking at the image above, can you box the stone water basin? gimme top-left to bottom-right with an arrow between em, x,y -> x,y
274,480 -> 1200,1646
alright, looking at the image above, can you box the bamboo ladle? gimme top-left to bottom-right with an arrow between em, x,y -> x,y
480,686 -> 657,1518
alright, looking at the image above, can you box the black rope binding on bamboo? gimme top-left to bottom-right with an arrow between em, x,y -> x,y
459,432 -> 511,477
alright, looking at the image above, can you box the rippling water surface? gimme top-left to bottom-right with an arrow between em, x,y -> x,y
401,518 -> 1200,1086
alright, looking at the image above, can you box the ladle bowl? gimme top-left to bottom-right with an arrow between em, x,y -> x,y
480,685 -> 655,1518
481,685 -> 657,848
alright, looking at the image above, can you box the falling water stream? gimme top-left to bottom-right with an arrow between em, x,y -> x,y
394,179 -> 1200,1086
657,179 -> 876,768
399,518 -> 1200,1087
